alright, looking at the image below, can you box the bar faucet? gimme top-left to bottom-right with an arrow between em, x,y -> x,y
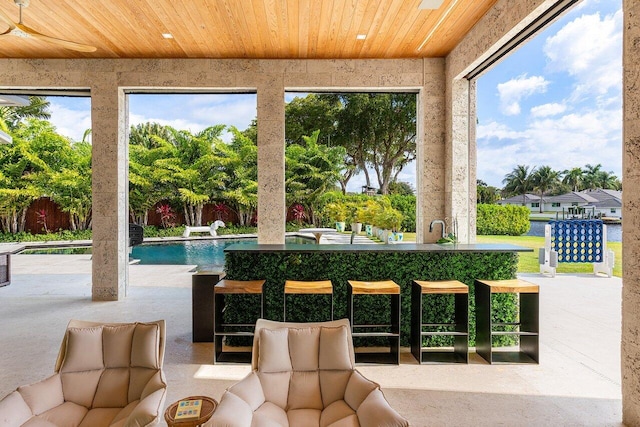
429,219 -> 446,238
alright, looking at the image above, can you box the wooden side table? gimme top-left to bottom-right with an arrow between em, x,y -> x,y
164,395 -> 217,427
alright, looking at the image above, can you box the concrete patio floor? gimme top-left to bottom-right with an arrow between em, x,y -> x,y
0,253 -> 623,426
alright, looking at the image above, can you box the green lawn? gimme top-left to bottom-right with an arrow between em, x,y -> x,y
400,233 -> 621,277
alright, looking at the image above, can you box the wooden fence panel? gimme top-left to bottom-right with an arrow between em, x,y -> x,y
24,198 -> 70,234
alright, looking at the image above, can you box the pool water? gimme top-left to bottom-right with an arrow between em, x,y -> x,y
20,236 -> 313,270
130,236 -> 312,269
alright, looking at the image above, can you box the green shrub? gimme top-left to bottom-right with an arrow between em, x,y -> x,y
0,229 -> 93,243
477,204 -> 530,235
389,194 -> 416,232
224,250 -> 519,347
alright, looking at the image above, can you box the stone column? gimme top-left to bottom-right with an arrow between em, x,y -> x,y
445,76 -> 474,244
256,77 -> 286,244
622,0 -> 640,422
91,79 -> 128,300
416,59 -> 446,243
468,80 -> 478,242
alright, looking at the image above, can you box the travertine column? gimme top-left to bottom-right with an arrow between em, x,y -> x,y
416,59 -> 446,243
91,79 -> 128,300
622,0 -> 640,422
256,77 -> 286,244
445,77 -> 473,244
468,80 -> 477,242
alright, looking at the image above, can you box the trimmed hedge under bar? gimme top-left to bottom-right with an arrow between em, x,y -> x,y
223,243 -> 530,347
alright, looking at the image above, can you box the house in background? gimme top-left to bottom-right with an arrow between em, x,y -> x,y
583,189 -> 623,219
496,193 -> 546,211
543,192 -> 599,216
496,190 -> 623,219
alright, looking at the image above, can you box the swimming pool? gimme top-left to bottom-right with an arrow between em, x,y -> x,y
130,236 -> 312,269
20,236 -> 314,270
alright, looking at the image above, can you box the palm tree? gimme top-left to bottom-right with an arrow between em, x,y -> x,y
582,164 -> 603,190
595,170 -> 619,190
562,167 -> 584,191
0,96 -> 50,130
532,166 -> 561,213
502,165 -> 536,206
215,126 -> 259,226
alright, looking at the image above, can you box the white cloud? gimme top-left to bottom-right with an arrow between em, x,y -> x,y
544,10 -> 622,98
129,94 -> 257,142
48,100 -> 92,142
497,74 -> 549,116
530,102 -> 567,117
478,107 -> 621,187
477,121 -> 525,140
191,99 -> 257,132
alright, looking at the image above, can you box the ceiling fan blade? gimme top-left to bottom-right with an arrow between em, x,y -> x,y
16,23 -> 96,52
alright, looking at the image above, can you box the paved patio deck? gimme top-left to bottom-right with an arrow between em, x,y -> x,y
0,253 -> 623,426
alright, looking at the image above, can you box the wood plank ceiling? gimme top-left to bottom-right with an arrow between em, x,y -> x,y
0,0 -> 498,59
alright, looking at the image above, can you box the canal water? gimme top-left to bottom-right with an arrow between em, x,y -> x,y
526,221 -> 622,242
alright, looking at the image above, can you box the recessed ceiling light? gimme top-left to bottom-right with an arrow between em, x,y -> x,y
356,34 -> 366,40
419,0 -> 444,9
162,33 -> 173,39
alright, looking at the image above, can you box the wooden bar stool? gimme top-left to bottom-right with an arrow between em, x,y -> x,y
412,280 -> 469,363
284,280 -> 333,322
475,279 -> 539,364
347,280 -> 400,364
214,279 -> 265,363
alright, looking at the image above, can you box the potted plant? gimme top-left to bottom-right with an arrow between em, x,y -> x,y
383,207 -> 404,243
348,203 -> 364,234
374,206 -> 398,244
323,202 -> 347,232
388,209 -> 404,243
362,201 -> 380,237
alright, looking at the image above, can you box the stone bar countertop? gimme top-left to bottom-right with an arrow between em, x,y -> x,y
225,243 -> 532,253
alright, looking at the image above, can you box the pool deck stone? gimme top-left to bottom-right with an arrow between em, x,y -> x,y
0,254 -> 624,426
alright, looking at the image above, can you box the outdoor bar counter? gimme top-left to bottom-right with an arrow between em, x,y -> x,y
223,243 -> 531,346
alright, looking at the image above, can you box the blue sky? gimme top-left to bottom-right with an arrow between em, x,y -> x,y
476,0 -> 622,187
46,0 -> 622,191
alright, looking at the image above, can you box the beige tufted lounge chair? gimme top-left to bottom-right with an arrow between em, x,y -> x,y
0,319 -> 167,427
209,318 -> 409,427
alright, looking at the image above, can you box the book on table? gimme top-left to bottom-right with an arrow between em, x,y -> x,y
174,398 -> 203,420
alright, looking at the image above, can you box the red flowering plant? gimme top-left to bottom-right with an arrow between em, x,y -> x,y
36,209 -> 48,233
156,204 -> 176,229
213,203 -> 228,220
291,204 -> 306,226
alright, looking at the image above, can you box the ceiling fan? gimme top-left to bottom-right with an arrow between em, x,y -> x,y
0,0 -> 96,52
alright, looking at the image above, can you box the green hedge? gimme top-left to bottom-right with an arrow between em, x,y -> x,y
224,250 -> 519,347
477,204 -> 530,236
389,194 -> 416,232
0,229 -> 93,243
